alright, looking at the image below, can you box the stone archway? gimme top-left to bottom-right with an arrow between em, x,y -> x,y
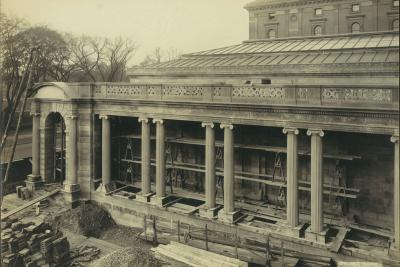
43,112 -> 66,183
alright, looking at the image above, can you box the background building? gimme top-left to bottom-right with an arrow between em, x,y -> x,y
245,0 -> 399,39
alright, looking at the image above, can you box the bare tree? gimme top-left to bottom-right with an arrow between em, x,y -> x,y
70,36 -> 137,82
140,46 -> 180,66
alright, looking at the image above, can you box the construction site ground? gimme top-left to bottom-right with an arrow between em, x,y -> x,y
0,185 -> 189,267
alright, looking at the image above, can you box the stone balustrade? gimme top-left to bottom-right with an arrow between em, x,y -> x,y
72,83 -> 399,109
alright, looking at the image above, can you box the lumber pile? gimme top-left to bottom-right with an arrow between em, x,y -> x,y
152,241 -> 248,267
1,217 -> 71,267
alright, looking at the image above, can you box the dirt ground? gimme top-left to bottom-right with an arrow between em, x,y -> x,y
1,190 -> 186,267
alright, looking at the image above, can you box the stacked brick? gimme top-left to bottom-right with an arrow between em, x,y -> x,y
1,217 -> 71,267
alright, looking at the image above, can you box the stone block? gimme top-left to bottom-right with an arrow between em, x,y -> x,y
305,226 -> 328,244
199,205 -> 222,219
135,192 -> 154,203
150,196 -> 171,207
218,209 -> 241,224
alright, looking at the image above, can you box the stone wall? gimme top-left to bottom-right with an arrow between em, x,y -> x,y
246,0 -> 399,39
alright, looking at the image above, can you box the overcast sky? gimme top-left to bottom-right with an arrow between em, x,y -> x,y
2,0 -> 250,65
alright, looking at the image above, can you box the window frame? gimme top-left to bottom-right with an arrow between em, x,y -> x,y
315,8 -> 323,16
313,25 -> 323,36
352,4 -> 360,12
268,29 -> 277,39
351,22 -> 361,33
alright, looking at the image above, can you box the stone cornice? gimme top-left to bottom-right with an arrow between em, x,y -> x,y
245,0 -> 346,11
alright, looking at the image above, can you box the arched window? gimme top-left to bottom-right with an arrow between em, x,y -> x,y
393,19 -> 399,31
268,29 -> 276,39
314,25 -> 323,36
351,22 -> 361,33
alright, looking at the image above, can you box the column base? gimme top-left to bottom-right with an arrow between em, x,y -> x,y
150,195 -> 170,207
96,182 -> 115,194
136,192 -> 155,203
199,205 -> 222,219
25,175 -> 43,192
218,209 -> 241,224
305,226 -> 328,244
280,223 -> 304,238
63,183 -> 80,207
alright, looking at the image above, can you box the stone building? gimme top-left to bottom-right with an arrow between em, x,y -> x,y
26,0 -> 399,264
245,0 -> 400,39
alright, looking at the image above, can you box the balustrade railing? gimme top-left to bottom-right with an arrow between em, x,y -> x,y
88,83 -> 398,109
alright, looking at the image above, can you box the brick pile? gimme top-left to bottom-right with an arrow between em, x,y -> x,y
1,217 -> 71,267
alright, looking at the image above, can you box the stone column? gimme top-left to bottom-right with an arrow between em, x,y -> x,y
218,123 -> 239,223
26,112 -> 42,191
100,115 -> 111,187
63,115 -> 80,204
199,122 -> 220,218
391,133 -> 400,250
203,122 -> 216,209
307,129 -> 325,234
137,117 -> 152,202
153,119 -> 166,205
283,128 -> 299,228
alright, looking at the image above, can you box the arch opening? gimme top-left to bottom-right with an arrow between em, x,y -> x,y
44,112 -> 66,184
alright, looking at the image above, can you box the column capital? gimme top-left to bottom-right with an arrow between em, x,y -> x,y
153,118 -> 164,124
202,122 -> 214,128
99,115 -> 109,120
283,127 -> 299,135
307,129 -> 324,137
391,133 -> 399,143
220,123 -> 234,130
138,117 -> 149,123
30,112 -> 41,117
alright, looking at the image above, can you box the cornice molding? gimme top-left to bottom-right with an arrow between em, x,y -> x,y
245,0 -> 346,11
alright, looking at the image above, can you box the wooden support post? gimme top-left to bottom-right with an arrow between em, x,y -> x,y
153,217 -> 158,245
266,235 -> 271,267
281,240 -> 284,267
144,216 -> 147,241
178,220 -> 181,242
235,228 -> 238,259
205,224 -> 209,251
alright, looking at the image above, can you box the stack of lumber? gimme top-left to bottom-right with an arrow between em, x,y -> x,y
152,241 -> 248,267
0,217 -> 71,267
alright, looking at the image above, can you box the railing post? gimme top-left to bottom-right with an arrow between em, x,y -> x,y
205,224 -> 208,251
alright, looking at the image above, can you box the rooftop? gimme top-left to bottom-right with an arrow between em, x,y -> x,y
129,31 -> 399,76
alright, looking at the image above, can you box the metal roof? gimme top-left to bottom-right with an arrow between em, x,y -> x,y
130,32 -> 399,75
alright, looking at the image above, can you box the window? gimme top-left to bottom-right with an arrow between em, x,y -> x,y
351,22 -> 361,33
352,4 -> 360,12
314,25 -> 323,36
393,19 -> 399,31
268,29 -> 277,39
394,0 -> 399,7
261,79 -> 271,85
269,13 -> 276,20
315,8 -> 323,16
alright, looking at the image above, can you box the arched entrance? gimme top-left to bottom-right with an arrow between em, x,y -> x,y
44,112 -> 66,184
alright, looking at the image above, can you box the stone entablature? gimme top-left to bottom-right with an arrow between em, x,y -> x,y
55,82 -> 399,111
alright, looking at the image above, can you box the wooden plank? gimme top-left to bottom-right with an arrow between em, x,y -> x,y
329,227 -> 350,253
120,158 -> 359,198
105,185 -> 131,196
2,189 -> 61,220
117,135 -> 361,160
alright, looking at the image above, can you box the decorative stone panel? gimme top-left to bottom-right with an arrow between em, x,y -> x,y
162,86 -> 204,97
232,87 -> 285,99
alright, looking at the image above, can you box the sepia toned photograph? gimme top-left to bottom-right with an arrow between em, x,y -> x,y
0,0 -> 399,266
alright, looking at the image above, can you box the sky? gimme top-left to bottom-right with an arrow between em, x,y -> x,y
2,0 -> 250,65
